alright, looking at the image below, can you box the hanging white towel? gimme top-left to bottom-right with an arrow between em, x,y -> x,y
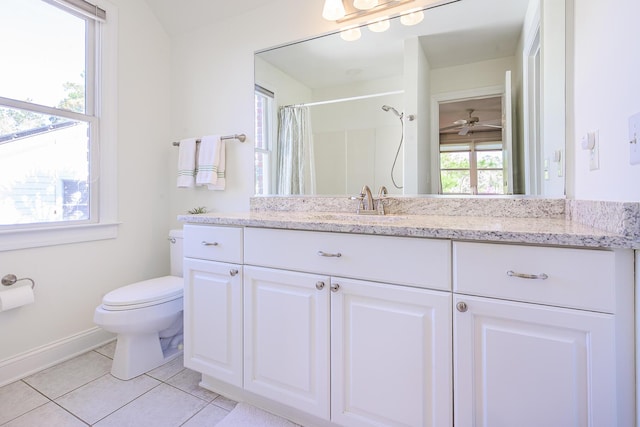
176,138 -> 197,188
208,140 -> 226,190
195,135 -> 221,187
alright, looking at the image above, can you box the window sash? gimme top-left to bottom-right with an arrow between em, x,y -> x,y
0,0 -> 100,229
44,0 -> 106,21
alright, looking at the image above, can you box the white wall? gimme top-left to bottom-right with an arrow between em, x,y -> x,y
571,0 -> 640,201
0,0 -> 171,381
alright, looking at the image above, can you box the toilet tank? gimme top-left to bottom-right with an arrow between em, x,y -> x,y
169,229 -> 184,277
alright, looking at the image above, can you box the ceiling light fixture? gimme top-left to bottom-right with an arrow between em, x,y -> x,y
322,0 -> 415,23
322,0 -> 346,21
353,0 -> 379,10
340,27 -> 362,41
367,17 -> 390,32
399,9 -> 424,26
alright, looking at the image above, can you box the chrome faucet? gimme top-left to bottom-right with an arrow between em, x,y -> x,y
360,185 -> 375,212
376,186 -> 388,215
352,185 -> 385,215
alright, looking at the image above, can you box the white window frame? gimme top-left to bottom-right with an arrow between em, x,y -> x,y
0,0 -> 119,251
254,85 -> 275,196
440,141 -> 504,195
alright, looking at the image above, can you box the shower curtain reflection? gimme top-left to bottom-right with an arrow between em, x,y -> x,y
276,106 -> 316,195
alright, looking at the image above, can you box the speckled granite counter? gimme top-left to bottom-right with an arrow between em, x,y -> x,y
178,206 -> 639,249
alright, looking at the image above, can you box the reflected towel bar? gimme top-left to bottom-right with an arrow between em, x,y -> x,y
172,134 -> 246,146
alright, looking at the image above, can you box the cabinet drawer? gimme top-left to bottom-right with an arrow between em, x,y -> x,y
244,228 -> 451,290
184,224 -> 243,263
453,242 -> 616,312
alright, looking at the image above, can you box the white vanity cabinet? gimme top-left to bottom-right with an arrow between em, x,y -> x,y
243,266 -> 331,419
330,276 -> 451,427
183,224 -> 244,387
452,242 -> 635,427
243,228 -> 452,427
182,222 -> 635,427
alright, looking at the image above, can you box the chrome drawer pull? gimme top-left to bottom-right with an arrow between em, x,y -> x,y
201,241 -> 219,246
317,250 -> 342,258
507,270 -> 549,280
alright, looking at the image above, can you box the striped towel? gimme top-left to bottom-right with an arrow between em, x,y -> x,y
176,138 -> 197,188
195,135 -> 221,187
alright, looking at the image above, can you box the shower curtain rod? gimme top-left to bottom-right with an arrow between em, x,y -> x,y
285,90 -> 403,108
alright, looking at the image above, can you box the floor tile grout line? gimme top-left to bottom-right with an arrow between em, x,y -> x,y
49,399 -> 91,426
85,380 -> 167,426
1,347 -> 243,427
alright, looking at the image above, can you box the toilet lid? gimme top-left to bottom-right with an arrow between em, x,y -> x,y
102,276 -> 183,309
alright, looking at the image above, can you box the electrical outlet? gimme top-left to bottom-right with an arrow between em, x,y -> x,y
630,113 -> 640,165
589,131 -> 599,171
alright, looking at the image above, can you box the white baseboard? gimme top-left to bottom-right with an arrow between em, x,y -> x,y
0,327 -> 115,387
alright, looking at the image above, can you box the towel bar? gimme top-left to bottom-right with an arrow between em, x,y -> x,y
172,134 -> 246,146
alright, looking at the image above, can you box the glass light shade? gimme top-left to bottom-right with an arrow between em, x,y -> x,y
353,0 -> 378,10
367,18 -> 390,33
400,10 -> 424,26
340,27 -> 362,41
322,0 -> 346,21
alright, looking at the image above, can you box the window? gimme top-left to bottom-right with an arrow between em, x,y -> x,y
0,0 -> 117,250
440,141 -> 505,195
254,85 -> 275,195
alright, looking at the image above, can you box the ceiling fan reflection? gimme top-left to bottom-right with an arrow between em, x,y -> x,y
441,108 -> 502,136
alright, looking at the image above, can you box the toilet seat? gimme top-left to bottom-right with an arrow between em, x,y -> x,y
102,276 -> 183,311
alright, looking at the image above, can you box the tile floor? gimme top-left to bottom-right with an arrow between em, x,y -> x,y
0,341 -> 239,426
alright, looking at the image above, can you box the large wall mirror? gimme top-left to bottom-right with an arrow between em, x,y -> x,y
254,0 -> 566,197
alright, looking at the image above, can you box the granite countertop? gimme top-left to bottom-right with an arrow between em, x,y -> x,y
178,210 -> 639,249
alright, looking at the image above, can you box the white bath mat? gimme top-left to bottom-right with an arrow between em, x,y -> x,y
215,402 -> 299,427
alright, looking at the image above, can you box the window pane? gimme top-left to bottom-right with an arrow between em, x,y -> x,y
255,93 -> 267,150
0,0 -> 87,112
477,170 -> 504,194
441,170 -> 471,194
254,151 -> 269,195
0,107 -> 90,225
440,152 -> 470,169
477,151 -> 503,169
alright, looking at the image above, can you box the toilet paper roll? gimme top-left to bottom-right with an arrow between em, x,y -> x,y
0,286 -> 35,312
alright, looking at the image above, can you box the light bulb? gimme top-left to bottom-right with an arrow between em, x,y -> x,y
322,0 -> 346,21
340,27 -> 362,41
368,17 -> 390,33
400,9 -> 424,26
353,0 -> 378,10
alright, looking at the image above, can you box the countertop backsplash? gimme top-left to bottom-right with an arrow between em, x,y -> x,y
249,196 -> 639,241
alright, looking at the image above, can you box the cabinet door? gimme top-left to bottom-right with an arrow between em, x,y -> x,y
331,277 -> 452,427
183,258 -> 243,387
244,266 -> 331,419
454,295 -> 617,427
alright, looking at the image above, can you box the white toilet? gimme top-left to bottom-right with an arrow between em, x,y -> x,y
94,229 -> 184,380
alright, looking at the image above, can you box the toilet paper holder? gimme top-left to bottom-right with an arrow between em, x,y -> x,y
1,274 -> 35,289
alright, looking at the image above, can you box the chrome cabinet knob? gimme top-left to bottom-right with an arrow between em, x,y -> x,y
316,281 -> 325,290
229,269 -> 239,277
456,301 -> 468,312
330,283 -> 340,292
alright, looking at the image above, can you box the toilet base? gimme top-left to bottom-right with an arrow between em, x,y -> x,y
110,332 -> 183,380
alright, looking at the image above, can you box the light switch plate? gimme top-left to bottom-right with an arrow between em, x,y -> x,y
630,113 -> 640,165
